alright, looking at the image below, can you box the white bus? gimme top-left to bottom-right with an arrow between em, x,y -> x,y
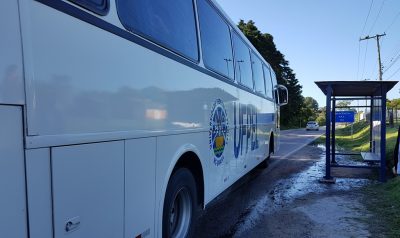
0,0 -> 288,237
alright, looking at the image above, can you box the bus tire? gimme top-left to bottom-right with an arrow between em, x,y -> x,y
259,155 -> 269,169
163,168 -> 198,238
259,137 -> 274,169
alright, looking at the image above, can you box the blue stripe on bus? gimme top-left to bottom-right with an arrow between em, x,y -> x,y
258,113 -> 275,124
34,0 -> 274,102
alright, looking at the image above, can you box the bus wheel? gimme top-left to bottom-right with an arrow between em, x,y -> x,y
259,139 -> 273,169
163,168 -> 197,238
259,155 -> 269,168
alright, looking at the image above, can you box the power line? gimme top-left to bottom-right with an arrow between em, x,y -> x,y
382,39 -> 400,65
383,52 -> 400,74
360,40 -> 370,80
382,40 -> 400,74
361,0 -> 374,35
360,33 -> 386,81
387,65 -> 400,80
368,0 -> 385,35
385,9 -> 400,33
382,49 -> 397,66
358,0 -> 374,80
380,8 -> 400,47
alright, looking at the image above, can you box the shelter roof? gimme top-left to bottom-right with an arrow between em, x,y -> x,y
315,81 -> 398,97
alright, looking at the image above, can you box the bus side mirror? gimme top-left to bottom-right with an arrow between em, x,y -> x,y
275,85 -> 288,106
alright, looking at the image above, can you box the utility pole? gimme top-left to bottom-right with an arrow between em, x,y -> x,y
360,33 -> 386,81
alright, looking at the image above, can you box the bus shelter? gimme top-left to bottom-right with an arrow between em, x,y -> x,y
315,81 -> 398,182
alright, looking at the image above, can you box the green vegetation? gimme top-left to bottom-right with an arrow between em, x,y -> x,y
316,121 -> 398,168
364,178 -> 400,238
332,121 -> 371,151
315,107 -> 326,126
300,97 -> 319,127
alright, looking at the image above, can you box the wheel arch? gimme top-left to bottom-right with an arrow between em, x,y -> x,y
157,144 -> 207,237
172,151 -> 205,209
269,131 -> 275,154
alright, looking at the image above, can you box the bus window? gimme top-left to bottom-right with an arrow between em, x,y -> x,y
197,0 -> 234,79
232,32 -> 253,89
69,0 -> 109,15
251,52 -> 265,94
116,0 -> 198,61
263,64 -> 274,98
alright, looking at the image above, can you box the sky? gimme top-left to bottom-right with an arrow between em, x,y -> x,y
215,0 -> 400,107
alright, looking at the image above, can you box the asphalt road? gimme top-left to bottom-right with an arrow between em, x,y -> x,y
275,127 -> 325,158
194,127 -> 325,238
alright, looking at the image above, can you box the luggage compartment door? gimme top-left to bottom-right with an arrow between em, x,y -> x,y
52,141 -> 124,238
0,105 -> 27,238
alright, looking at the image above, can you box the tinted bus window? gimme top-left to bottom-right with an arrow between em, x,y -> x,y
270,68 -> 278,102
232,32 -> 253,89
116,0 -> 198,61
263,65 -> 274,98
69,0 -> 109,15
197,0 -> 234,79
251,52 -> 265,94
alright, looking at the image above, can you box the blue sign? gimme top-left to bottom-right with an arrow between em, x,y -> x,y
335,111 -> 355,123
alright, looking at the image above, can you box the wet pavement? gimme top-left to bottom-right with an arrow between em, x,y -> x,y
194,129 -> 376,238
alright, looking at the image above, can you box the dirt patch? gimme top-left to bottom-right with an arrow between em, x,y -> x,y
238,192 -> 373,238
237,152 -> 374,237
297,195 -> 370,238
245,192 -> 373,238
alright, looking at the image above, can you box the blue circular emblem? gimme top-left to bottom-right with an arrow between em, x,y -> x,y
209,99 -> 229,166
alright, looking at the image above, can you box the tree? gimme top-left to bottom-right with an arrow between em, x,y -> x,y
387,98 -> 400,124
392,99 -> 400,108
304,97 -> 319,112
238,20 -> 304,127
300,97 -> 319,126
336,100 -> 352,110
316,107 -> 326,126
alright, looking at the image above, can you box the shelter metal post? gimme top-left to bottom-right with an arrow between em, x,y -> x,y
370,98 -> 374,152
380,86 -> 387,182
324,84 -> 333,181
332,97 -> 336,164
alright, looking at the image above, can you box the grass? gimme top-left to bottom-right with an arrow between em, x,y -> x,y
363,177 -> 400,237
334,121 -> 371,152
316,121 -> 399,168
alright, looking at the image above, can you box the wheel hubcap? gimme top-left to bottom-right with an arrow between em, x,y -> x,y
169,187 -> 192,238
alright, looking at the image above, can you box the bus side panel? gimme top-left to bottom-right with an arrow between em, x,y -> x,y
22,0 -> 239,138
265,99 -> 276,155
234,92 -> 271,176
52,141 -> 124,238
125,138 -> 156,238
275,107 -> 281,151
0,106 -> 27,238
0,0 -> 25,105
258,98 -> 274,159
25,148 -> 53,238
